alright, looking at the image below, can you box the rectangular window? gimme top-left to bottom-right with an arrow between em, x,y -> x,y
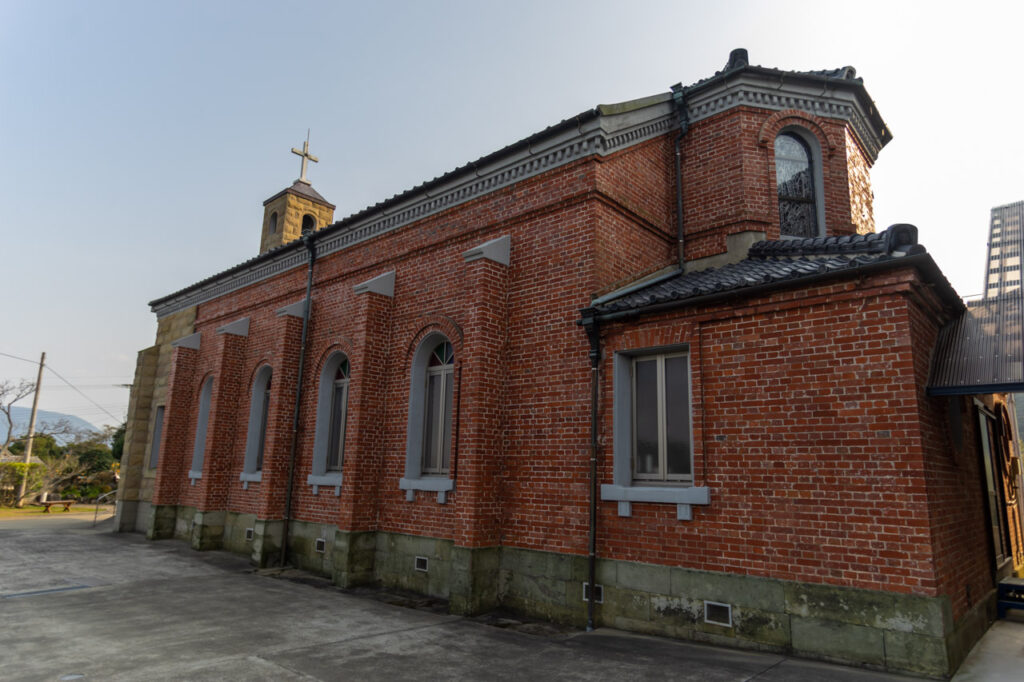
148,406 -> 165,470
632,353 -> 692,482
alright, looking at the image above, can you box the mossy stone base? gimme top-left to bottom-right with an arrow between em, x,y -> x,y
140,518 -> 988,677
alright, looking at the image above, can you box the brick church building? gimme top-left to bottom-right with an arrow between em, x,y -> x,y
116,50 -> 1023,677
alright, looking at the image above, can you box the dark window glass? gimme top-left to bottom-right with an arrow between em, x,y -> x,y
664,356 -> 691,476
269,212 -> 278,234
149,406 -> 165,470
634,359 -> 659,476
775,133 -> 818,238
255,377 -> 271,471
422,341 -> 454,474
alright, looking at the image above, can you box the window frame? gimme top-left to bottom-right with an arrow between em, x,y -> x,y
600,345 -> 709,520
400,332 -> 456,503
189,376 -> 214,482
325,359 -> 350,472
241,365 -> 273,482
308,352 -> 351,494
774,127 -> 825,239
630,352 -> 693,484
421,342 -> 454,475
147,405 -> 165,472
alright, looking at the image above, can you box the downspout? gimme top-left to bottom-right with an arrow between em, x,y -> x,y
582,311 -> 601,631
671,83 -> 688,267
279,232 -> 317,567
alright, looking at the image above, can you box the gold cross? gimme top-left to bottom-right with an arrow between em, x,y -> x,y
291,131 -> 319,184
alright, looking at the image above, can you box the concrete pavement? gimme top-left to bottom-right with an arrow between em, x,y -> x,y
0,512 -> 1013,681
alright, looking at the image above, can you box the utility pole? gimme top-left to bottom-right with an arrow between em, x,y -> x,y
16,352 -> 45,508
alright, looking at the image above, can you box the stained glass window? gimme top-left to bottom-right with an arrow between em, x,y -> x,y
775,133 -> 818,238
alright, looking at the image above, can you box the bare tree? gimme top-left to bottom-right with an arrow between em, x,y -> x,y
0,379 -> 35,458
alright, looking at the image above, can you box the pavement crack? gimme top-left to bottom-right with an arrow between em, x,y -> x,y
742,655 -> 787,681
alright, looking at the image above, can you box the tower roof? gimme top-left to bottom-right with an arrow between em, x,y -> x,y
262,180 -> 335,209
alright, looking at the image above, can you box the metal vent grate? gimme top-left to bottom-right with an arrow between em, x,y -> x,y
245,528 -> 254,541
414,556 -> 429,572
582,583 -> 603,604
704,601 -> 732,627
315,538 -> 326,553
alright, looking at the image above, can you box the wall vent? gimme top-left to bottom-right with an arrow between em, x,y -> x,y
315,538 -> 327,553
582,583 -> 604,604
245,527 -> 254,541
414,556 -> 429,572
704,601 -> 733,627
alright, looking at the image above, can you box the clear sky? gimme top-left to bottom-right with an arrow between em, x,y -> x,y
1,1 -> 1021,429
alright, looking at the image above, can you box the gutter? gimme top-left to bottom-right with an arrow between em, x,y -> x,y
279,231 -> 318,567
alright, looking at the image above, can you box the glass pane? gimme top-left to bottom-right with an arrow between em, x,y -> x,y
776,160 -> 813,199
634,359 -> 659,476
423,373 -> 442,472
664,356 -> 691,476
429,341 -> 453,367
327,383 -> 346,471
779,200 -> 817,238
335,358 -> 349,381
441,371 -> 453,471
149,406 -> 164,469
256,388 -> 270,470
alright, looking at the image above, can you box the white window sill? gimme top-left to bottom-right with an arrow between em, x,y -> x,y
399,476 -> 455,504
600,484 -> 710,520
307,472 -> 343,496
188,470 -> 202,486
239,471 -> 262,490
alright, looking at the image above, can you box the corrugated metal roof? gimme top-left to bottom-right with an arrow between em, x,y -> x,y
928,291 -> 1024,395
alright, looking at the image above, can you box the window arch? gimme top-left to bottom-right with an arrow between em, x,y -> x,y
269,212 -> 278,234
301,213 -> 316,234
774,130 -> 823,238
189,376 -> 214,479
242,365 -> 272,475
310,352 -> 351,484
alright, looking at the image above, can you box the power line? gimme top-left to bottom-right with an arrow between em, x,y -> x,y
43,366 -> 121,422
0,350 -> 38,364
2,349 -> 125,423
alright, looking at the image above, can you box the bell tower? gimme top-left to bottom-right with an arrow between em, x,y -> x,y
259,135 -> 336,254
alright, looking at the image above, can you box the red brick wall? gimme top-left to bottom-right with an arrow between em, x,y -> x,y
149,102 -> 964,602
680,107 -> 865,261
597,270 -> 948,595
906,293 -> 993,618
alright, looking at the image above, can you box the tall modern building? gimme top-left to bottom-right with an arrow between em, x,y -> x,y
985,201 -> 1024,298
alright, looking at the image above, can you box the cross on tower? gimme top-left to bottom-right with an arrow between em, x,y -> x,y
291,131 -> 319,184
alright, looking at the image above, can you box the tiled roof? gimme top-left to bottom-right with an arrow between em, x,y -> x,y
589,225 -> 944,316
684,48 -> 861,94
262,180 -> 335,209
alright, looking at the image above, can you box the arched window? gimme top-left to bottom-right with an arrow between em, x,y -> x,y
422,341 -> 454,474
189,376 -> 214,479
775,132 -> 820,238
309,352 -> 351,487
269,212 -> 278,234
242,366 -> 272,474
301,214 -> 315,234
401,334 -> 457,501
326,359 -> 350,471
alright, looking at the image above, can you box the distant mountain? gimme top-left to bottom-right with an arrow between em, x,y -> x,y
6,406 -> 99,441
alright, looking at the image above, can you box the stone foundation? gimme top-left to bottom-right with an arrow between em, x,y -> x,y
144,507 -> 989,678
